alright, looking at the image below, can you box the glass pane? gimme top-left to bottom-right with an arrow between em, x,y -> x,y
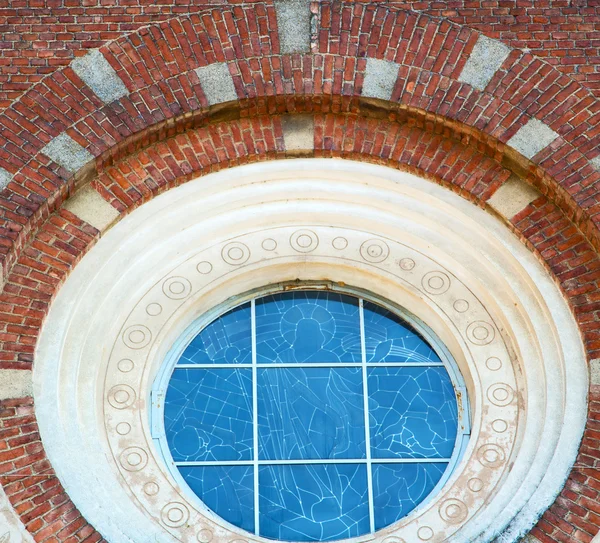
368,367 -> 458,459
179,465 -> 254,533
179,303 -> 252,365
372,463 -> 446,530
165,368 -> 253,461
259,463 -> 370,541
363,302 -> 440,363
257,367 -> 366,460
256,292 -> 361,363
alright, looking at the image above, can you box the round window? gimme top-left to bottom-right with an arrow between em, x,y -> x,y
155,289 -> 468,542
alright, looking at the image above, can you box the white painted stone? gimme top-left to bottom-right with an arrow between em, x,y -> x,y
41,133 -> 94,173
0,484 -> 35,543
507,119 -> 559,160
458,34 -> 512,91
0,168 -> 12,191
282,115 -> 314,150
488,176 -> 541,220
71,49 -> 129,104
362,58 -> 400,100
63,185 -> 119,233
0,369 -> 32,399
194,63 -> 237,106
591,155 -> 600,171
35,159 -> 587,543
274,0 -> 311,54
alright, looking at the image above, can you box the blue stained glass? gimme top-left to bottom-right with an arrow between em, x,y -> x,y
162,291 -> 466,541
180,303 -> 251,365
165,368 -> 253,461
257,367 -> 366,460
372,463 -> 446,530
179,465 -> 255,533
363,302 -> 440,363
256,292 -> 361,363
368,367 -> 458,458
259,463 -> 370,541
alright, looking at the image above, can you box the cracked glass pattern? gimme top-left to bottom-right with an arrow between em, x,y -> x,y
180,465 -> 255,533
368,367 -> 458,459
363,302 -> 441,363
164,291 -> 462,541
165,368 -> 253,461
259,463 -> 370,541
372,463 -> 446,529
256,292 -> 361,363
180,303 -> 252,365
257,367 -> 366,460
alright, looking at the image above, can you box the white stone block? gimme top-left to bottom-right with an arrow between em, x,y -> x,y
488,176 -> 541,220
274,0 -> 311,54
458,34 -> 512,91
71,49 -> 129,104
195,63 -> 238,106
590,359 -> 600,385
0,369 -> 32,399
362,58 -> 400,101
63,184 -> 119,233
0,167 -> 12,191
507,119 -> 559,160
41,133 -> 94,173
282,115 -> 314,151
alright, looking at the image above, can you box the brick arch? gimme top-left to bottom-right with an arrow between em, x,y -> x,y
0,3 -> 598,280
0,4 -> 599,543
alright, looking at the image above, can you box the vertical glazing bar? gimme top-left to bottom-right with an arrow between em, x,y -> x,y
251,299 -> 260,535
359,299 -> 376,533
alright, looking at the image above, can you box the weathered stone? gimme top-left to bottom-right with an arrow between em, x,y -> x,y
591,155 -> 600,171
41,133 -> 94,173
458,34 -> 512,91
63,184 -> 120,232
488,175 -> 541,220
0,369 -> 32,399
590,359 -> 600,385
282,115 -> 314,151
507,119 -> 559,160
274,0 -> 311,54
71,49 -> 129,104
0,167 -> 12,191
195,63 -> 238,106
362,58 -> 400,101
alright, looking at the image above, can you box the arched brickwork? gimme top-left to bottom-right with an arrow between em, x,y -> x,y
0,4 -> 599,543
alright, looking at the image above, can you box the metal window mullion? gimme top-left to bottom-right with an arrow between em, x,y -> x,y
174,457 -> 452,467
251,299 -> 260,536
175,362 -> 444,369
359,299 -> 376,533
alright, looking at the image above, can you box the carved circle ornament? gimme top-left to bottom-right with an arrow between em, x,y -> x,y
34,160 -> 587,543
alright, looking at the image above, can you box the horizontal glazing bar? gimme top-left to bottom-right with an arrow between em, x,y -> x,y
175,362 -> 444,369
175,458 -> 452,467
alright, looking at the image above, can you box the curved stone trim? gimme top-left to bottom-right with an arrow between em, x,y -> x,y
33,160 -> 587,543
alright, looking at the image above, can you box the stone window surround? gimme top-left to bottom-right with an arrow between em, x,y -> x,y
33,159 -> 587,543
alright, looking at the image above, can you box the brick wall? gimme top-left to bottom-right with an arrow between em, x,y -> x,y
0,397 -> 105,542
0,1 -> 599,109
